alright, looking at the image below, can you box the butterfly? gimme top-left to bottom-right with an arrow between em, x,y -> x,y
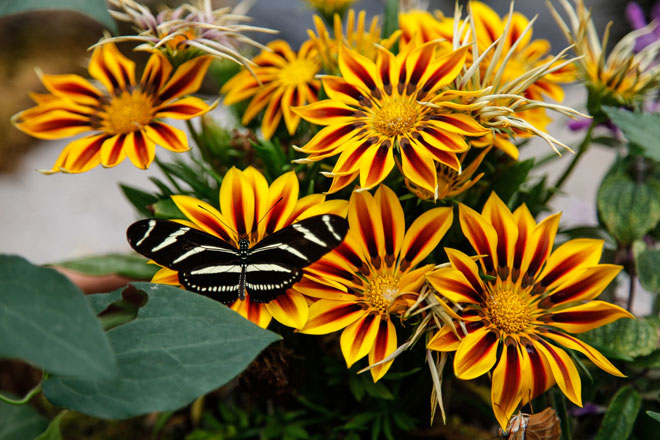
127,214 -> 349,304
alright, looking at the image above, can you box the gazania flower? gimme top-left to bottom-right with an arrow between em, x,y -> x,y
398,9 -> 454,52
404,147 -> 489,201
293,43 -> 488,195
106,0 -> 274,67
151,166 -> 348,329
307,9 -> 401,74
297,186 -> 453,381
550,0 -> 660,109
221,40 -> 321,140
13,42 -> 213,173
426,192 -> 633,429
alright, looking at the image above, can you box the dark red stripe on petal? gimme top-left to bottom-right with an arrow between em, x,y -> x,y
107,135 -> 126,165
540,252 -> 590,288
442,278 -> 482,303
59,82 -> 100,100
462,330 -> 498,369
335,241 -> 364,269
545,277 -> 600,306
345,55 -> 376,90
400,137 -> 435,187
450,255 -> 485,297
460,214 -> 496,275
420,126 -> 466,151
410,49 -> 433,86
527,238 -> 553,282
34,118 -> 89,132
372,319 -> 391,359
355,195 -> 380,260
334,81 -> 366,102
151,122 -> 182,149
305,106 -> 356,119
159,68 -> 199,102
500,343 -> 523,408
319,303 -> 364,323
232,182 -> 247,236
524,342 -> 550,400
71,136 -> 104,170
354,314 -> 377,348
365,142 -> 391,186
134,131 -> 150,167
339,137 -> 375,171
265,199 -> 287,235
159,103 -> 203,116
546,310 -> 612,325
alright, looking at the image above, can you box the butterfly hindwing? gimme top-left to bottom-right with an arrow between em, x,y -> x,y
249,214 -> 349,267
178,264 -> 244,305
126,219 -> 239,271
244,263 -> 302,303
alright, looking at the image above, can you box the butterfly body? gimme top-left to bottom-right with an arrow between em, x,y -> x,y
127,214 -> 348,304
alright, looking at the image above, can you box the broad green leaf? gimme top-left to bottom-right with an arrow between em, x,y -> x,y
0,399 -> 47,440
597,173 -> 660,243
603,107 -> 660,162
383,0 -> 399,40
54,254 -> 158,280
0,255 -> 116,380
34,411 -> 65,440
647,411 -> 660,423
86,288 -> 125,315
0,0 -> 116,33
636,249 -> 660,294
120,184 -> 159,218
153,198 -> 186,220
43,282 -> 280,419
580,318 -> 659,360
594,386 -> 641,440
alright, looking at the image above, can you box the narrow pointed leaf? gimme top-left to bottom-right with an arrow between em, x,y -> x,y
594,386 -> 641,440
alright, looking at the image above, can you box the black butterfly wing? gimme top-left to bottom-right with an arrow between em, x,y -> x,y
127,219 -> 244,304
244,214 -> 349,302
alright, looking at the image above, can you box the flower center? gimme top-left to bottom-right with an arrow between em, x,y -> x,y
485,288 -> 530,334
372,98 -> 419,137
103,91 -> 154,134
363,272 -> 400,313
279,59 -> 318,86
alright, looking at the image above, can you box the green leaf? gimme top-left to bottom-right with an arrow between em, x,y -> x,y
0,399 -> 47,440
636,249 -> 660,293
86,288 -> 125,315
580,318 -> 659,360
34,411 -> 65,440
43,282 -> 280,419
0,0 -> 116,32
120,184 -> 159,218
153,198 -> 186,220
647,411 -> 660,423
603,107 -> 660,162
594,386 -> 641,440
362,378 -> 394,400
493,159 -> 535,203
0,255 -> 116,380
597,173 -> 660,243
54,254 -> 158,279
382,0 -> 399,41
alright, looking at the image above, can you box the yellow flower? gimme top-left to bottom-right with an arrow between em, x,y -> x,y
550,0 -> 660,109
298,186 -> 453,381
221,40 -> 321,140
307,9 -> 401,74
293,42 -> 488,195
152,166 -> 348,329
398,9 -> 454,52
13,43 -> 213,173
106,0 -> 274,67
427,192 -> 632,429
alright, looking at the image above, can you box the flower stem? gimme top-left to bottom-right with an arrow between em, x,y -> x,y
545,122 -> 596,204
0,381 -> 43,405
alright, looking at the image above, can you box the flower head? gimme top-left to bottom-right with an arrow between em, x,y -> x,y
221,40 -> 321,140
106,0 -> 274,67
293,43 -> 488,195
307,9 -> 400,74
550,0 -> 660,109
151,166 -> 348,329
427,192 -> 632,429
297,186 -> 453,381
13,43 -> 213,173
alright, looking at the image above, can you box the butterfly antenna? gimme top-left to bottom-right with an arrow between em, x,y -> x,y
197,204 -> 238,236
256,196 -> 284,227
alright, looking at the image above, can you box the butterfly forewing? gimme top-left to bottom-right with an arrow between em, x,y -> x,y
127,214 -> 349,304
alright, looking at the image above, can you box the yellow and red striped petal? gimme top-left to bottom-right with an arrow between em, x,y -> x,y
143,122 -> 189,152
375,185 -> 405,265
261,171 -> 299,236
155,96 -> 213,119
540,265 -> 622,308
338,47 -> 381,95
368,318 -> 397,382
459,203 -> 498,274
40,73 -> 102,106
322,76 -> 368,107
454,326 -> 499,380
281,86 -> 303,135
261,87 -> 285,140
299,122 -> 362,155
519,339 -> 554,405
151,267 -> 180,285
540,301 -> 633,334
59,134 -> 105,173
124,130 -> 156,170
522,212 -> 561,282
491,341 -> 524,430
482,192 -> 518,273
220,167 -> 255,237
140,50 -> 172,92
409,135 -> 462,172
532,338 -> 582,407
14,108 -> 91,140
358,141 -> 395,190
340,313 -> 380,368
242,166 -> 269,234
399,265 -> 433,294
419,47 -> 468,95
537,239 -> 605,292
444,248 -> 487,297
541,329 -> 625,377
332,137 -> 378,176
264,290 -> 309,329
327,171 -> 360,194
427,114 -> 489,137
89,43 -> 135,95
399,206 -> 453,270
158,56 -> 212,102
427,267 -> 482,305
292,100 -> 360,126
231,297 -> 272,329
399,137 -> 438,193
290,194 -> 326,221
172,195 -> 234,242
294,276 -> 356,301
418,126 -> 469,153
241,83 -> 279,124
300,300 -> 366,335
427,324 -> 463,352
348,190 -> 385,264
100,134 -> 128,168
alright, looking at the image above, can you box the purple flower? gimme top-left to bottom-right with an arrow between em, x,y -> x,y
626,2 -> 660,51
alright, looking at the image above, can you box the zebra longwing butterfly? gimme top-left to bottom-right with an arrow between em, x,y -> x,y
126,214 -> 349,304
